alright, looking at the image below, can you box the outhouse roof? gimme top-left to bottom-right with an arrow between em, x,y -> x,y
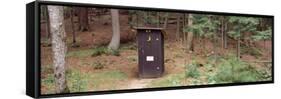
133,27 -> 164,30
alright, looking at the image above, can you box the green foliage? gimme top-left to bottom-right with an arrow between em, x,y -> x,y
206,73 -> 217,84
214,55 -> 264,83
185,60 -> 200,78
148,74 -> 184,87
89,71 -> 127,90
91,47 -> 108,56
228,31 -> 241,39
135,11 -> 161,26
67,70 -> 127,92
67,49 -> 97,57
90,46 -> 120,57
41,74 -> 55,94
191,79 -> 203,85
241,46 -> 262,57
91,71 -> 127,80
227,16 -> 259,39
144,12 -> 161,25
184,14 -> 220,38
67,46 -> 121,57
256,67 -> 272,80
108,49 -> 120,56
66,70 -> 89,92
252,29 -> 272,41
91,61 -> 105,69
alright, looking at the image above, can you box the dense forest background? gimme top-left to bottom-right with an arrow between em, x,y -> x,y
40,5 -> 272,94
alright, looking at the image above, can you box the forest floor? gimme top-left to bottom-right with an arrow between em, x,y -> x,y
40,14 -> 272,94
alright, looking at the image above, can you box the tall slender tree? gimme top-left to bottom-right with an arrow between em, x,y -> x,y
69,7 -> 79,47
78,7 -> 90,31
186,14 -> 194,51
176,13 -> 181,41
227,16 -> 259,59
48,5 -> 69,93
43,6 -> 51,40
163,13 -> 169,29
108,9 -> 120,50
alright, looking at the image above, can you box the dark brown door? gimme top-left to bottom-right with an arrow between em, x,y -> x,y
137,29 -> 164,78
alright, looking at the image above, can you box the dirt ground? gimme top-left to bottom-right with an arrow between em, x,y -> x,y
40,14 -> 272,94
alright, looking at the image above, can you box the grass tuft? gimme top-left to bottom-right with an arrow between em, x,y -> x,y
91,61 -> 105,69
185,60 -> 200,78
148,74 -> 184,87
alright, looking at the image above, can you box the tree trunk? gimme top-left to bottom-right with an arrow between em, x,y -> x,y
108,9 -> 120,50
182,14 -> 187,49
78,7 -> 90,31
42,6 -> 51,39
221,16 -> 224,49
43,5 -> 51,47
136,12 -> 139,27
128,11 -> 133,27
70,8 -> 79,47
163,13 -> 169,29
186,14 -> 194,51
70,8 -> 76,44
48,5 -> 69,93
263,40 -> 266,51
176,14 -> 181,41
224,21 -> 228,49
237,36 -> 241,59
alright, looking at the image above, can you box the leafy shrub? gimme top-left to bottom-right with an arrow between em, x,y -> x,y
214,56 -> 263,83
185,60 -> 200,78
91,47 -> 108,57
91,61 -> 104,69
241,46 -> 262,57
108,49 -> 120,56
252,29 -> 272,41
91,46 -> 120,57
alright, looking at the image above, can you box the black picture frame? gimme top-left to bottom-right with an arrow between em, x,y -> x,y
26,0 -> 274,98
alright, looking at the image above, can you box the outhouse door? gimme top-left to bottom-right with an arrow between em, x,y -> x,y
136,27 -> 164,78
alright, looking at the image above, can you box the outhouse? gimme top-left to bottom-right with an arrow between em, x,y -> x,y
135,27 -> 165,78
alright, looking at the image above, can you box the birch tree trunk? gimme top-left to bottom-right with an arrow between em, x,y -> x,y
108,9 -> 120,50
48,5 -> 69,93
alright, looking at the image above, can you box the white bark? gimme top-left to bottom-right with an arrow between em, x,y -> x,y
48,5 -> 69,93
108,9 -> 120,50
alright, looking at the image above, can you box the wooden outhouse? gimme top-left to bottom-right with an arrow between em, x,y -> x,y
135,27 -> 165,78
